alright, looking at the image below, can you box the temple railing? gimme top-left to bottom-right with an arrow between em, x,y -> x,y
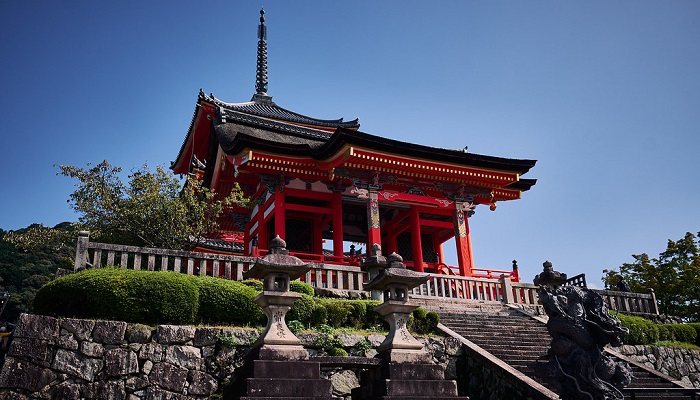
73,232 -> 658,314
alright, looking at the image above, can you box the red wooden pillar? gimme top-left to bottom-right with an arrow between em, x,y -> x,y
366,189 -> 381,255
453,201 -> 474,276
313,216 -> 323,255
410,206 -> 424,272
257,203 -> 268,251
274,191 -> 286,240
332,191 -> 344,259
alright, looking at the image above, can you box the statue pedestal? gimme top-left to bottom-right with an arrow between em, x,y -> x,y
375,301 -> 424,349
251,290 -> 308,361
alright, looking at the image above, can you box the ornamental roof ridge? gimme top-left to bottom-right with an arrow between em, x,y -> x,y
202,90 -> 360,129
221,109 -> 334,141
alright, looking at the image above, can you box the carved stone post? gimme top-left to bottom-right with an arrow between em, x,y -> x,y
360,244 -> 386,301
242,235 -> 311,360
74,231 -> 90,271
500,274 -> 513,305
363,251 -> 430,363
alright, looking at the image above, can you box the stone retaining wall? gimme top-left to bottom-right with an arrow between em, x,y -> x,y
616,344 -> 700,388
0,314 -> 464,399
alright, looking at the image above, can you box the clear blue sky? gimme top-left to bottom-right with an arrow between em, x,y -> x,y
2,1 -> 699,287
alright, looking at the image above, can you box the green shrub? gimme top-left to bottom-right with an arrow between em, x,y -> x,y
657,324 -> 671,341
345,300 -> 368,330
322,299 -> 352,328
309,303 -> 329,326
34,268 -> 199,325
354,338 -> 372,356
288,320 -> 305,335
290,281 -> 314,296
688,323 -> 700,346
617,314 -> 659,345
327,347 -> 348,357
363,300 -> 386,330
240,279 -> 263,291
407,308 -> 440,334
288,294 -> 316,326
666,324 -> 697,343
188,275 -> 264,326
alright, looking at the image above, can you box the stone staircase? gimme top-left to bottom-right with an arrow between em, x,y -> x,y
439,308 -> 698,400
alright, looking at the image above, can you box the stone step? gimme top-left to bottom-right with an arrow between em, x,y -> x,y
246,378 -> 332,398
251,360 -> 321,379
383,363 -> 446,381
379,397 -> 470,400
382,379 -> 458,397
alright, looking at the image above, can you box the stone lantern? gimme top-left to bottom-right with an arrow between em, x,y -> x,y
533,260 -> 568,288
362,248 -> 430,363
242,235 -> 311,361
360,243 -> 386,300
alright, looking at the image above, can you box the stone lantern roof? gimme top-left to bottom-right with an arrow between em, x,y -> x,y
243,235 -> 310,281
364,253 -> 429,292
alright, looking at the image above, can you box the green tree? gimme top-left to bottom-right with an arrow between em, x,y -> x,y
57,160 -> 250,249
603,231 -> 700,321
0,225 -> 74,321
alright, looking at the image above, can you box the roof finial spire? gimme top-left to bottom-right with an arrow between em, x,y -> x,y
253,8 -> 272,102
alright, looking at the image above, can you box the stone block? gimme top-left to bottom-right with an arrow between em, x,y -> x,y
384,380 -> 457,397
193,327 -> 220,347
14,314 -> 59,341
140,343 -> 164,363
93,320 -> 127,344
52,348 -> 103,381
7,338 -> 53,367
57,334 -> 79,351
187,370 -> 218,396
219,327 -> 259,345
60,318 -> 95,340
165,345 -> 202,371
156,325 -> 195,345
329,369 -> 359,397
87,380 -> 127,400
0,359 -> 56,393
51,382 -> 81,399
0,391 -> 29,400
103,348 -> 139,377
148,362 -> 188,393
125,376 -> 149,392
144,387 -> 191,400
80,341 -> 105,357
126,324 -> 153,343
337,333 -> 363,347
143,360 -> 154,374
367,334 -> 386,346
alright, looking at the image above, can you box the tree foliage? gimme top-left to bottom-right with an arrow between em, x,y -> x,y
603,231 -> 700,321
57,160 -> 250,249
0,224 -> 75,322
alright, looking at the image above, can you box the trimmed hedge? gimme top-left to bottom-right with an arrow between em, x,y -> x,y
34,268 -> 266,326
35,269 -> 432,334
617,314 -> 659,345
240,279 -> 314,296
616,313 -> 698,346
188,275 -> 264,326
34,268 -> 199,325
408,308 -> 440,334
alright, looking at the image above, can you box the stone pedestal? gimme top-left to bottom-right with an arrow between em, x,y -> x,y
232,235 -> 337,399
251,290 -> 308,361
357,250 -> 468,399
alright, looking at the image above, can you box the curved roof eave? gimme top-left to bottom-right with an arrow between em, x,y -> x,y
319,128 -> 537,175
202,91 -> 360,130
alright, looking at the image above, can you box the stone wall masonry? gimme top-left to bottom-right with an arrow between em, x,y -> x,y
0,314 -> 465,399
616,344 -> 700,388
